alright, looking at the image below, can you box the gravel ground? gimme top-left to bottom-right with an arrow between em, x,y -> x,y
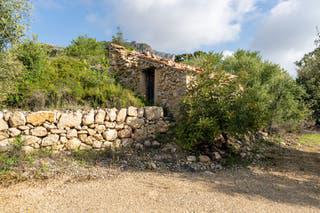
0,166 -> 319,213
0,140 -> 319,212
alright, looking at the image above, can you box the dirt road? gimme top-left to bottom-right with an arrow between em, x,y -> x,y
0,166 -> 319,213
0,141 -> 319,212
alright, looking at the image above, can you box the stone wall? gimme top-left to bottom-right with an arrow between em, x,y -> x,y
108,44 -> 201,117
0,107 -> 169,154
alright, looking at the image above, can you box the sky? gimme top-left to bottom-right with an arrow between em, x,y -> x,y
30,0 -> 320,76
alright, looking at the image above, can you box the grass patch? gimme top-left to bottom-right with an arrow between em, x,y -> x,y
299,133 -> 320,146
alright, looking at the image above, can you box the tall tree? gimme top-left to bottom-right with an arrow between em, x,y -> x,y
296,34 -> 320,125
0,0 -> 31,51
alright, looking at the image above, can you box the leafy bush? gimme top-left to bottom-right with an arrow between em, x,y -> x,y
176,50 -> 308,150
3,37 -> 144,109
296,36 -> 320,125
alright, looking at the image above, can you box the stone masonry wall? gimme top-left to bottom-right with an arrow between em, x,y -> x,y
0,107 -> 169,154
108,44 -> 201,117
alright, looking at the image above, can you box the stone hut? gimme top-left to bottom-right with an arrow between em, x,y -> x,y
108,44 -> 202,117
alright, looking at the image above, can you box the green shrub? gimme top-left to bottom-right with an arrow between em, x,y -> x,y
2,37 -> 144,109
176,50 -> 308,150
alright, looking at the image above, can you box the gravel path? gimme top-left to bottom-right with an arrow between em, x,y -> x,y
0,166 -> 319,213
1,140 -> 319,212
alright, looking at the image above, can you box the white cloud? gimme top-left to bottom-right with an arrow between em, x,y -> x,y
105,0 -> 256,52
251,0 -> 320,76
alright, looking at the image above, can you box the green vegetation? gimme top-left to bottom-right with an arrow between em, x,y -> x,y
299,134 -> 320,146
297,33 -> 320,125
0,36 -> 144,110
0,0 -> 31,51
176,50 -> 308,150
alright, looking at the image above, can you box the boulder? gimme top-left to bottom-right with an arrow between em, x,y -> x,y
144,107 -> 163,120
117,108 -> 127,122
26,111 -> 55,126
58,112 -> 82,129
82,109 -> 95,125
92,141 -> 103,149
127,106 -> 138,117
103,129 -> 118,141
9,112 -> 26,127
95,109 -> 106,124
31,127 -> 48,137
118,127 -> 132,138
126,117 -> 145,129
42,134 -> 59,147
0,119 -> 8,131
66,138 -> 81,150
107,108 -> 118,122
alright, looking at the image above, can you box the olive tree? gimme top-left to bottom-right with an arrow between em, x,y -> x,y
0,0 -> 31,51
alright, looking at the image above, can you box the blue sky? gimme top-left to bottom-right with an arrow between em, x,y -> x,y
30,0 -> 320,76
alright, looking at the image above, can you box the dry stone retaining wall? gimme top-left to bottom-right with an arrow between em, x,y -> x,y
0,107 -> 169,154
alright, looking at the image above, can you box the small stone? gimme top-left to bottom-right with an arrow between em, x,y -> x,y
151,140 -> 161,147
60,136 -> 68,144
21,146 -> 34,154
9,112 -> 26,127
82,109 -> 95,125
134,143 -> 144,150
0,132 -> 9,141
107,108 -> 118,122
199,155 -> 211,163
58,112 -> 82,129
31,127 -> 48,137
79,143 -> 92,150
95,109 -> 106,124
18,125 -> 29,131
92,141 -> 102,149
121,138 -> 133,148
105,122 -> 116,128
240,152 -> 247,158
21,135 -> 41,146
148,162 -> 157,170
67,129 -> 78,139
9,128 -> 21,137
144,140 -> 151,147
214,152 -> 222,160
127,106 -> 138,117
0,119 -> 8,131
187,156 -> 197,162
87,129 -> 96,136
66,138 -> 81,150
0,139 -> 13,152
103,129 -> 118,141
115,123 -> 124,130
161,143 -> 177,153
96,125 -> 106,133
126,117 -> 144,129
144,107 -> 163,120
103,141 -> 113,148
117,108 -> 127,122
118,127 -> 132,138
50,129 -> 66,134
137,108 -> 144,118
42,134 -> 59,147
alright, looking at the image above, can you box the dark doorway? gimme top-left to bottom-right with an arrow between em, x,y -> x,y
144,67 -> 155,105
